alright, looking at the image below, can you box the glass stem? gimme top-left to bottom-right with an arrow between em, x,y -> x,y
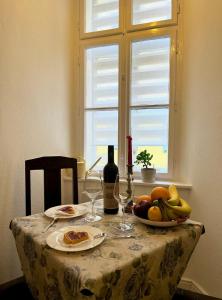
122,204 -> 126,225
91,198 -> 95,217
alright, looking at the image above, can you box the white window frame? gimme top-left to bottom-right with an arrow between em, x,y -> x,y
125,0 -> 178,33
80,0 -> 125,39
125,27 -> 177,180
79,35 -> 125,171
77,0 -> 179,180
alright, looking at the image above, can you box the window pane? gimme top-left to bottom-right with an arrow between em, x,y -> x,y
131,108 -> 169,173
131,37 -> 170,106
85,110 -> 118,170
85,0 -> 119,33
132,0 -> 172,25
85,45 -> 119,108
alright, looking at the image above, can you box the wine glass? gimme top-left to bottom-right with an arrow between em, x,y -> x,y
83,170 -> 103,222
113,174 -> 134,231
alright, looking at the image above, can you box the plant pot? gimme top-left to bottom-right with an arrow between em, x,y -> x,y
141,168 -> 156,183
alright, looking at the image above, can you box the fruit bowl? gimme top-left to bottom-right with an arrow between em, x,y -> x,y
132,213 -> 182,227
132,185 -> 191,227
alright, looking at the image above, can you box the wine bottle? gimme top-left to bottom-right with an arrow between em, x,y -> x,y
103,145 -> 119,214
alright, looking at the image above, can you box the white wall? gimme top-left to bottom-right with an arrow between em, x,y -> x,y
176,0 -> 222,297
0,0 -> 75,284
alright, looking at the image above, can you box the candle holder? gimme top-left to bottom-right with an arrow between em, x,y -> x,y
125,164 -> 134,213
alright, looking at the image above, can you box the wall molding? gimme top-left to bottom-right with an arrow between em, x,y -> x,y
178,277 -> 208,295
0,276 -> 25,293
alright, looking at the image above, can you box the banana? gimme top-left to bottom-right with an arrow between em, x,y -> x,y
168,184 -> 180,206
158,199 -> 170,221
164,197 -> 192,217
165,207 -> 179,220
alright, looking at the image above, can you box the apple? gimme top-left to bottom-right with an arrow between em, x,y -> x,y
133,200 -> 152,219
134,194 -> 152,205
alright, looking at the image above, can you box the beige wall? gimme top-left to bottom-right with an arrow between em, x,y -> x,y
0,0 -> 75,283
177,0 -> 222,297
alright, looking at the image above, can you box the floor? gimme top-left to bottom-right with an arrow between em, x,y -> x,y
0,280 -> 33,299
173,289 -> 221,300
0,280 -> 221,300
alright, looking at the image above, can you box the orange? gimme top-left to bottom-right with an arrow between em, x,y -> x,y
148,206 -> 162,221
151,187 -> 170,201
134,194 -> 152,205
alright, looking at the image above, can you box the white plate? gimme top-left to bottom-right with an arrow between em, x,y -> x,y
46,225 -> 105,252
133,214 -> 183,227
44,204 -> 88,219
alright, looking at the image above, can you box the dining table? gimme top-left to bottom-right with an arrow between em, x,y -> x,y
10,200 -> 204,300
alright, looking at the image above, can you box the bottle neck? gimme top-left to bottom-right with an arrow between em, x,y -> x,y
108,146 -> 114,163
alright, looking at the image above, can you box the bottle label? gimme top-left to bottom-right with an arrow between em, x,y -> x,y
103,182 -> 118,209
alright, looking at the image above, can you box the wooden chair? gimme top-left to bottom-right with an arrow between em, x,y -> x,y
25,156 -> 78,215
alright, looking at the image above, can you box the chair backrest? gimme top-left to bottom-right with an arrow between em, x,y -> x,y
25,156 -> 78,215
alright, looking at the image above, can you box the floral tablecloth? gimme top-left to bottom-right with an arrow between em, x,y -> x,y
11,202 -> 203,300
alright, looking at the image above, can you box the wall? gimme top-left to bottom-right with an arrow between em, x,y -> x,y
0,0 -> 75,284
176,0 -> 222,297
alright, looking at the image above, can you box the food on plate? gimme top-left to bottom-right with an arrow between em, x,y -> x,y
168,184 -> 180,206
133,185 -> 192,222
152,200 -> 159,206
164,197 -> 192,218
151,186 -> 170,201
133,200 -> 153,219
57,205 -> 75,215
148,206 -> 162,221
134,194 -> 152,205
63,230 -> 89,245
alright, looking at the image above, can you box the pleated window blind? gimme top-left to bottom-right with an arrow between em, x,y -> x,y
80,0 -> 178,177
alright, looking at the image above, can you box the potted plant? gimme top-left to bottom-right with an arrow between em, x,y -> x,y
134,150 -> 156,182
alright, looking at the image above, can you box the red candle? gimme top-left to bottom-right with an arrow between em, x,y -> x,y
127,136 -> 132,166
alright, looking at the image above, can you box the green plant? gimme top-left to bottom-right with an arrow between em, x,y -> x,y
134,150 -> 154,169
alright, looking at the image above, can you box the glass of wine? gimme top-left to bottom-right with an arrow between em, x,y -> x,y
83,170 -> 103,222
113,173 -> 134,231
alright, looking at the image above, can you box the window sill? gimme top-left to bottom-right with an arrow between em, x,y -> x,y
131,179 -> 192,190
63,176 -> 192,190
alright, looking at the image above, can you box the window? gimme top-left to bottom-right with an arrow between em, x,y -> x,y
84,0 -> 119,32
132,0 -> 172,25
84,44 -> 119,166
78,0 -> 179,179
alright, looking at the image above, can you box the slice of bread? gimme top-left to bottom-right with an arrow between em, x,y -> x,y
58,206 -> 75,215
63,231 -> 89,245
